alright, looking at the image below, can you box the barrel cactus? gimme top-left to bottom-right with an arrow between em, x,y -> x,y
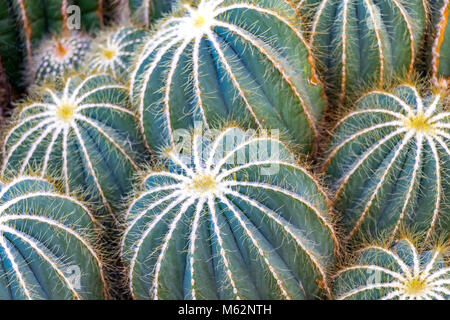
307,0 -> 427,104
0,176 -> 106,299
431,0 -> 450,86
88,26 -> 146,81
333,238 -> 449,300
323,84 -> 450,243
131,0 -> 326,156
0,0 -> 106,89
127,0 -> 176,27
121,127 -> 338,300
31,32 -> 91,84
2,73 -> 148,222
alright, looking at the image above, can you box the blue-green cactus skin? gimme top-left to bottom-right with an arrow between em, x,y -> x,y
0,176 -> 106,300
128,0 -> 176,27
122,127 -> 338,300
131,0 -> 326,156
430,0 -> 450,84
307,0 -> 427,104
323,85 -> 450,243
333,239 -> 450,300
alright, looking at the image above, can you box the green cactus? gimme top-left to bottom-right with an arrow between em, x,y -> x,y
431,0 -> 450,86
333,238 -> 449,300
31,32 -> 92,84
323,84 -> 450,243
1,73 -> 148,222
127,0 -> 176,27
131,0 -> 326,156
88,26 -> 147,81
121,127 -> 338,300
0,0 -> 106,89
0,176 -> 106,299
307,0 -> 427,104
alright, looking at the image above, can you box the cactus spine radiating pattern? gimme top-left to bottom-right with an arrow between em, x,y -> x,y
431,0 -> 450,85
127,0 -> 176,27
333,239 -> 450,300
309,0 -> 427,104
89,26 -> 146,81
32,33 -> 91,84
0,176 -> 106,300
2,73 -> 148,221
122,127 -> 338,300
323,85 -> 450,242
131,0 -> 326,155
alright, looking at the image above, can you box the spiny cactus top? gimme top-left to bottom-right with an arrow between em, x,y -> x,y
308,0 -> 427,104
88,26 -> 147,81
2,73 -> 148,222
0,176 -> 106,299
323,85 -> 450,243
333,238 -> 450,300
431,0 -> 450,85
127,0 -> 176,26
131,0 -> 326,156
122,127 -> 338,300
32,33 -> 91,84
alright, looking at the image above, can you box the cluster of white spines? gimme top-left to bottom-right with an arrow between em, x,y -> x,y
335,239 -> 450,300
122,127 -> 338,300
32,33 -> 91,83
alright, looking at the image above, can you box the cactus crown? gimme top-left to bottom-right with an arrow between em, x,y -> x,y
333,238 -> 450,300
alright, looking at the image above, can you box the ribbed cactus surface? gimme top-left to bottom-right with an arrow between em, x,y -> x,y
0,176 -> 106,299
32,33 -> 91,84
333,239 -> 450,300
323,85 -> 450,242
2,73 -> 147,222
431,0 -> 450,85
122,127 -> 338,300
89,26 -> 146,81
127,0 -> 176,26
308,0 -> 427,104
131,0 -> 325,155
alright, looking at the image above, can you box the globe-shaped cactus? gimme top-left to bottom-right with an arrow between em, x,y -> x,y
431,0 -> 450,85
122,127 -> 338,300
308,0 -> 427,104
2,73 -> 148,222
127,0 -> 176,27
323,85 -> 450,243
333,238 -> 450,300
88,26 -> 147,81
32,33 -> 91,84
131,0 -> 326,156
0,176 -> 106,299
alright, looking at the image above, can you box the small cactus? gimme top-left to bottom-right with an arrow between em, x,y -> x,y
131,0 -> 326,156
333,238 -> 449,300
121,127 -> 338,300
2,73 -> 148,222
0,176 -> 106,299
323,84 -> 450,243
307,0 -> 427,104
88,26 -> 147,81
32,32 -> 91,84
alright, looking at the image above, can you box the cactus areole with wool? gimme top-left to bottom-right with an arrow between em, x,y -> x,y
0,177 -> 105,299
333,239 -> 450,300
122,128 -> 338,300
131,0 -> 326,156
324,85 -> 450,242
